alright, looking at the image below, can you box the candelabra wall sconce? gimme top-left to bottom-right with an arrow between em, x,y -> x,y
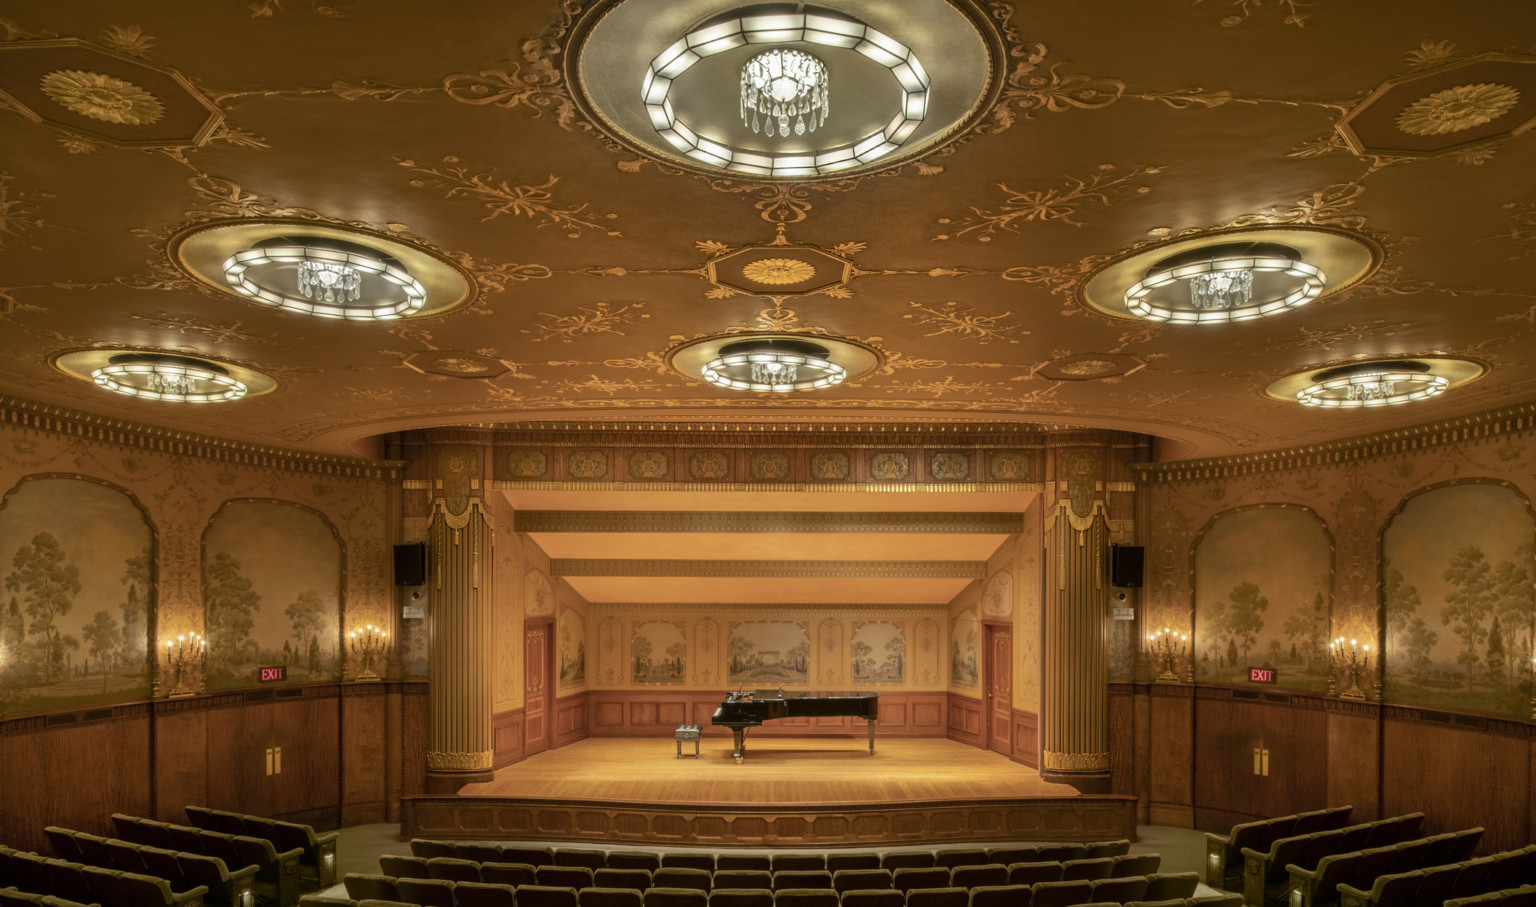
162,633 -> 207,698
1328,636 -> 1372,701
1147,627 -> 1188,683
348,624 -> 388,682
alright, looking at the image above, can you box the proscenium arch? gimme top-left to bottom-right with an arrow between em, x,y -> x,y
200,497 -> 349,690
0,472 -> 160,688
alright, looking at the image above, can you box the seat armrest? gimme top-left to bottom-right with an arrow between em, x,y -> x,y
171,884 -> 211,907
310,832 -> 339,846
1335,884 -> 1370,907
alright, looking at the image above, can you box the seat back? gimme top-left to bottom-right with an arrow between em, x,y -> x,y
75,834 -> 117,869
1009,863 -> 1064,887
1031,880 -> 1095,907
641,889 -> 707,907
934,850 -> 990,870
1062,860 -> 1114,883
427,857 -> 481,883
409,841 -> 454,860
770,891 -> 838,907
453,844 -> 504,865
1091,877 -> 1150,904
712,872 -> 771,892
772,872 -> 831,892
951,865 -> 1010,889
555,850 -> 608,871
988,849 -> 1042,867
1446,830 -> 1485,864
651,869 -> 710,893
882,854 -> 935,871
480,863 -> 537,887
452,882 -> 517,907
1111,856 -> 1160,879
714,856 -> 770,873
1411,864 -> 1461,907
594,869 -> 652,892
839,891 -> 904,907
395,878 -> 456,907
1035,847 -> 1089,864
579,888 -> 645,907
105,840 -> 148,876
343,874 -> 398,902
1259,819 -> 1301,852
770,857 -> 825,874
137,848 -> 188,892
378,856 -> 430,880
893,868 -> 950,892
905,888 -> 969,907
44,828 -> 83,861
1448,857 -> 1494,899
661,856 -> 715,873
1086,842 -> 1132,860
1372,871 -> 1425,907
826,855 -> 881,874
705,889 -> 773,907
49,862 -> 101,907
968,885 -> 1032,907
502,847 -> 556,868
607,854 -> 662,873
831,870 -> 893,894
538,867 -> 598,891
519,885 -> 581,907
1141,873 -> 1199,901
167,828 -> 208,858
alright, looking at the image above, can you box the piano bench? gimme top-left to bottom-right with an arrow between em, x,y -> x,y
675,725 -> 702,759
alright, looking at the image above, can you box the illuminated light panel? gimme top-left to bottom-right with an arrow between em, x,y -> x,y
222,241 -> 427,321
1296,365 -> 1449,408
702,338 -> 847,392
1124,244 -> 1327,325
91,357 -> 248,404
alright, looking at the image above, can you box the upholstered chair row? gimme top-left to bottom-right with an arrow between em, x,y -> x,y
0,846 -> 211,907
1445,884 -> 1536,907
183,808 -> 338,891
1288,834 -> 1515,907
1236,813 -> 1430,905
405,845 -> 1135,874
49,824 -> 297,907
1204,808 -> 1355,891
379,860 -> 1165,892
342,871 -> 1198,907
308,897 -> 1236,907
0,887 -> 96,907
1336,847 -> 1536,907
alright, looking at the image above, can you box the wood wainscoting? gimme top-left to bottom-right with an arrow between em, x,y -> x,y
554,692 -> 591,747
401,792 -> 1138,846
1010,709 -> 1039,768
492,708 -> 527,769
947,693 -> 985,748
588,691 -> 946,738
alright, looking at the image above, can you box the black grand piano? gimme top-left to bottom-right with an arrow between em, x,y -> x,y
711,689 -> 879,763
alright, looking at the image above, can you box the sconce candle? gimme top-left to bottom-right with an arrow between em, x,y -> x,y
163,632 -> 207,698
348,624 -> 389,682
1328,636 -> 1372,701
1147,627 -> 1188,683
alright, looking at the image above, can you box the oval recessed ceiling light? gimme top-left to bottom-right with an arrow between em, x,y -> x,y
54,349 -> 278,404
1078,227 -> 1382,324
1123,241 -> 1325,324
91,353 -> 248,403
221,237 -> 427,320
1265,357 -> 1485,410
667,331 -> 880,392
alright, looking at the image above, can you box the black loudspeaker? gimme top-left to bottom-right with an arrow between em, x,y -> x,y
1110,545 -> 1144,588
393,542 -> 427,586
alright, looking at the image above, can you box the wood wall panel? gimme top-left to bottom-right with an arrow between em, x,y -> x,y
554,693 -> 590,747
492,708 -> 526,769
0,712 -> 151,853
1146,685 -> 1193,827
587,691 -> 946,738
1326,708 -> 1379,821
154,706 -> 209,821
341,687 -> 388,825
205,691 -> 342,828
1108,688 -> 1135,796
1382,716 -> 1530,854
947,693 -> 985,748
1011,709 -> 1039,768
1192,694 -> 1328,832
400,685 -> 429,798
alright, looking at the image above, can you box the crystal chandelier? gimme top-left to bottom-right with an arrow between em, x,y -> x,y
1124,241 -> 1325,324
1189,269 -> 1254,310
741,49 -> 829,138
297,260 -> 363,304
91,354 -> 249,403
703,338 -> 846,392
1345,376 -> 1396,402
1297,361 -> 1447,408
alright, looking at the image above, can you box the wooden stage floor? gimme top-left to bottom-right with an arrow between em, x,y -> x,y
403,737 -> 1139,846
460,737 -> 1080,805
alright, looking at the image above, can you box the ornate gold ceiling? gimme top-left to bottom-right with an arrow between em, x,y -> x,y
0,2 -> 1532,460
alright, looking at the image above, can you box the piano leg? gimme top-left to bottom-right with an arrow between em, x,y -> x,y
732,726 -> 746,763
867,718 -> 876,754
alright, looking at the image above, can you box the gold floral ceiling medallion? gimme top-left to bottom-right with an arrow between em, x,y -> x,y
1396,82 -> 1520,136
40,69 -> 165,125
742,258 -> 816,286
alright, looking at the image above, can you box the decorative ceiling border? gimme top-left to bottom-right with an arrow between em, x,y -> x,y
434,422 -> 1140,445
0,393 -> 402,478
1135,399 -> 1536,483
494,480 -> 1041,494
551,559 -> 986,579
514,511 -> 1025,534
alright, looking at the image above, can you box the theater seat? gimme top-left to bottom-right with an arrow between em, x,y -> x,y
827,856 -> 881,874
410,841 -> 455,860
651,869 -> 711,893
881,854 -> 935,871
774,873 -> 833,892
425,858 -> 480,883
520,886 -> 581,907
1031,879 -> 1094,907
935,851 -> 990,871
377,857 -> 429,880
772,857 -> 827,874
1139,874 -> 1197,902
711,872 -> 771,892
451,882 -> 516,907
556,850 -> 609,871
503,848 -> 556,868
539,867 -> 598,891
1086,844 -> 1132,860
579,888 -> 645,907
951,865 -> 1009,889
1088,876 -> 1148,904
661,857 -> 716,873
706,889 -> 774,907
1034,848 -> 1088,865
715,857 -> 770,873
970,885 -> 1032,907
831,871 -> 893,894
774,890 -> 840,907
452,845 -> 504,865
905,887 -> 969,907
643,888 -> 708,907
1061,861 -> 1113,883
893,868 -> 950,893
595,870 -> 652,892
840,891 -> 904,907
479,863 -> 537,887
608,856 -> 662,873
393,878 -> 455,907
1111,857 -> 1160,879
1009,864 -> 1063,887
342,875 -> 397,902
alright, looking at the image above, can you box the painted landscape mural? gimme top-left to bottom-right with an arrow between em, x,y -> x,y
632,620 -> 685,684
1194,506 -> 1332,691
852,620 -> 906,684
951,610 -> 979,688
559,607 -> 585,686
203,501 -> 341,690
728,621 -> 809,685
1382,482 -> 1535,716
0,477 -> 153,713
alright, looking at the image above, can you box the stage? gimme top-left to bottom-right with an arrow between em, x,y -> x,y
400,738 -> 1138,846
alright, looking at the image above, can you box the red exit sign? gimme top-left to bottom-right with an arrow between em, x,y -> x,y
1249,667 -> 1277,683
259,665 -> 287,683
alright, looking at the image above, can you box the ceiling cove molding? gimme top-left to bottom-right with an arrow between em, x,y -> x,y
1135,400 -> 1536,483
515,510 -> 1025,534
435,423 -> 1146,446
551,559 -> 987,578
0,394 -> 403,478
494,481 -> 1041,494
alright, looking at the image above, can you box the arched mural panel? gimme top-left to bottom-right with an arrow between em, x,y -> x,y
851,620 -> 906,685
951,608 -> 980,688
558,606 -> 586,687
728,620 -> 809,685
203,500 -> 342,690
0,475 -> 155,713
632,620 -> 685,684
1193,505 -> 1333,691
1381,480 -> 1535,716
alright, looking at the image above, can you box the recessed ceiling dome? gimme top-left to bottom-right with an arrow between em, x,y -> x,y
570,0 -> 998,179
1266,357 -> 1487,410
222,236 -> 427,321
52,350 -> 278,404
